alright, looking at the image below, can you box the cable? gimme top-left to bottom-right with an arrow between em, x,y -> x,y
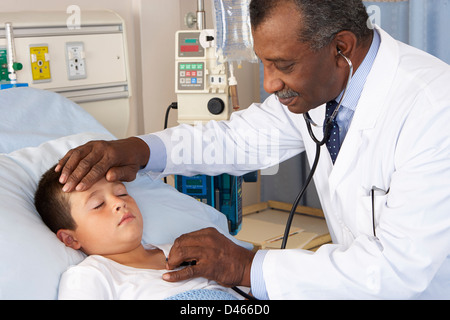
164,102 -> 178,130
163,102 -> 178,184
232,286 -> 258,300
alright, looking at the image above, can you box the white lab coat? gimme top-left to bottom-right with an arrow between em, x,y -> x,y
150,26 -> 450,299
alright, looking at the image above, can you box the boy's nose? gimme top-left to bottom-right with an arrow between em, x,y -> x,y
114,200 -> 127,212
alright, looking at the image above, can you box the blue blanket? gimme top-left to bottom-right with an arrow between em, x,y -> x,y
165,289 -> 239,300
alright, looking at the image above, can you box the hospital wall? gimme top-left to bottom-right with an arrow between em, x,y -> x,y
0,0 -> 261,206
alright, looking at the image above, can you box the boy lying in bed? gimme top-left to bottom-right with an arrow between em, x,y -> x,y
34,165 -> 242,300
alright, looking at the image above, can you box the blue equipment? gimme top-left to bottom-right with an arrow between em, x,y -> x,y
175,174 -> 242,235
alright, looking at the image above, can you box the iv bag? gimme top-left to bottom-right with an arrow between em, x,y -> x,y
212,0 -> 258,64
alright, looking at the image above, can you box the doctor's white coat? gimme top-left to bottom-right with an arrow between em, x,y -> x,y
151,27 -> 450,299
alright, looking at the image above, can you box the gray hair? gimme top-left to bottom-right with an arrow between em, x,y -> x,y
250,0 -> 372,51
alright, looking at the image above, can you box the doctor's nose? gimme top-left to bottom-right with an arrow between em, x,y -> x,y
263,68 -> 284,94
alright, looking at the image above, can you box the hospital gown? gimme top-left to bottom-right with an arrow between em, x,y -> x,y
58,244 -> 242,300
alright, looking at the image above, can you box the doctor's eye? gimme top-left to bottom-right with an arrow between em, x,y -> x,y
276,62 -> 295,73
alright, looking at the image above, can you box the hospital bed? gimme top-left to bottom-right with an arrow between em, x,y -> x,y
0,87 -> 250,299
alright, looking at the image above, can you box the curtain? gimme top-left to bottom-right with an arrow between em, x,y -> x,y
364,0 -> 450,64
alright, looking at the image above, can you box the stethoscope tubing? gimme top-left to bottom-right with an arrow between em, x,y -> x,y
281,51 -> 353,250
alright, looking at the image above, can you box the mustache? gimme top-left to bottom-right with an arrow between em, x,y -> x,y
275,88 -> 300,99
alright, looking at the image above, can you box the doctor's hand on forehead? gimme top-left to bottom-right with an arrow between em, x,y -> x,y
56,137 -> 150,192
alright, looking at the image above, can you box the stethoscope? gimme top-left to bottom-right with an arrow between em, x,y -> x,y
233,50 -> 354,300
281,50 -> 353,249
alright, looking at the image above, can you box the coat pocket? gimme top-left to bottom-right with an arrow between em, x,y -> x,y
356,191 -> 387,237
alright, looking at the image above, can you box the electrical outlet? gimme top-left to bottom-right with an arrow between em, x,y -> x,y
66,42 -> 86,80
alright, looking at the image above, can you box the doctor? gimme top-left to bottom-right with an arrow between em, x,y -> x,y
57,0 -> 450,299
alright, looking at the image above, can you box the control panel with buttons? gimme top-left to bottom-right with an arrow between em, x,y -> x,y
177,62 -> 204,91
175,29 -> 231,123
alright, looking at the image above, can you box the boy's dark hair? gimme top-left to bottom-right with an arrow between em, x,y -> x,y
35,164 -> 77,233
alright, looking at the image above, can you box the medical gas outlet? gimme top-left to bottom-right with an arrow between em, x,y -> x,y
66,42 -> 87,80
175,29 -> 231,124
30,45 -> 51,82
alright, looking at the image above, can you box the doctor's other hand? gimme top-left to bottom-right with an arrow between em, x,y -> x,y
163,227 -> 255,287
55,137 -> 150,192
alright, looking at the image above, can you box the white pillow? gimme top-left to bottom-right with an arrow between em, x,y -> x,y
0,132 -> 250,299
0,87 -> 110,153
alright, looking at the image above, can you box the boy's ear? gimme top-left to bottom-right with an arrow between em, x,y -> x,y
56,229 -> 81,250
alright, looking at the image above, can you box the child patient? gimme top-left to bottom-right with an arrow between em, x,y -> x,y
35,165 -> 242,300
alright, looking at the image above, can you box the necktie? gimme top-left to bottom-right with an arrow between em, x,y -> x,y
324,101 -> 340,164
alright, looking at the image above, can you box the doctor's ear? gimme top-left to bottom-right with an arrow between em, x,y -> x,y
56,229 -> 81,250
332,31 -> 357,64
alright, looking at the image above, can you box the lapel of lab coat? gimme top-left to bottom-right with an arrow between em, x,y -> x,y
327,26 -> 400,199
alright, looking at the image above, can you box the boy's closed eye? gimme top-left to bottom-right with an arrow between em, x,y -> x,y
81,182 -> 130,211
89,194 -> 128,210
113,184 -> 128,197
92,201 -> 105,210
84,196 -> 104,211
